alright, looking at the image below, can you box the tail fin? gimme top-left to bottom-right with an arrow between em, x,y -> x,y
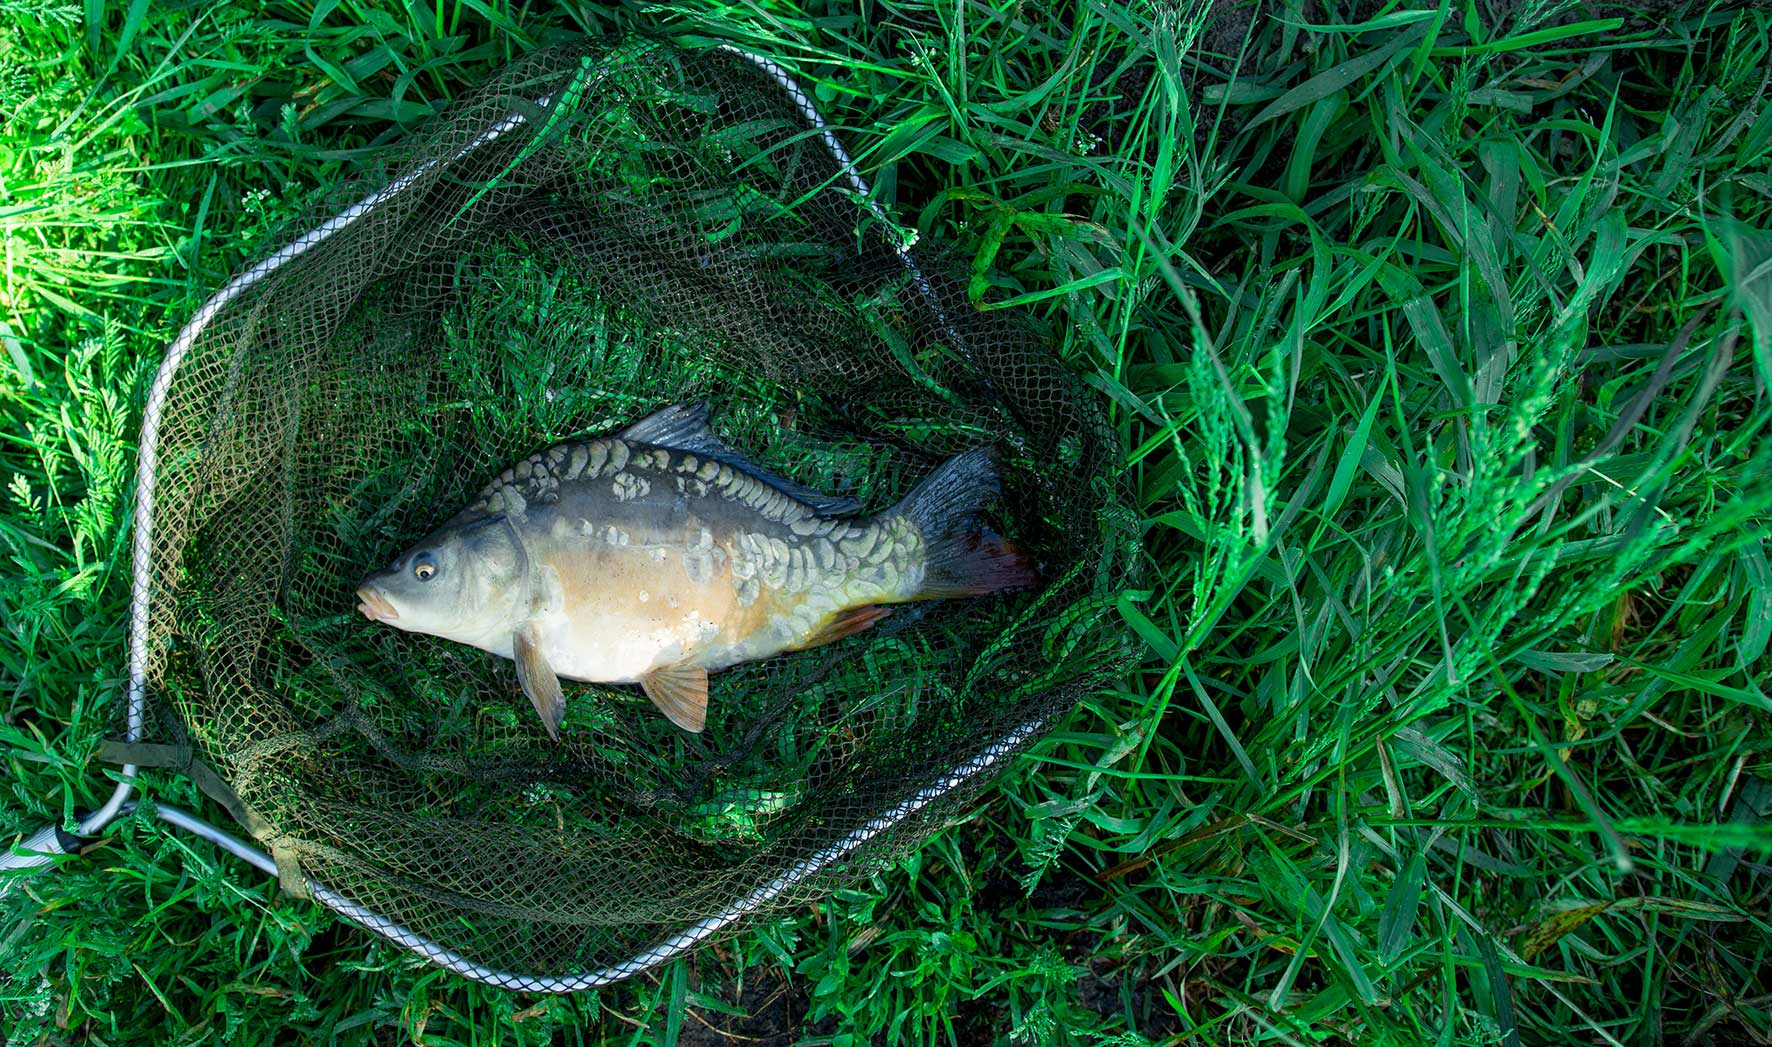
893,448 -> 1037,600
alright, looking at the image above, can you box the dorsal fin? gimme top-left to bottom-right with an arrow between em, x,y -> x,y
618,403 -> 731,457
619,402 -> 862,516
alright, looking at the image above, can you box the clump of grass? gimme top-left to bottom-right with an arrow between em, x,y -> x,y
679,3 -> 1772,1045
5,1 -> 1772,1045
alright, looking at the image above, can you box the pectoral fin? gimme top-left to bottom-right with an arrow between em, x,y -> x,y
513,625 -> 565,742
640,663 -> 709,733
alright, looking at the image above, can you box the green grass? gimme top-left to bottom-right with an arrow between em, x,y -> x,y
4,0 -> 1772,1044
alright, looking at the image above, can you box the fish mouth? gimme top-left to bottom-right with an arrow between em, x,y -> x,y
356,584 -> 399,622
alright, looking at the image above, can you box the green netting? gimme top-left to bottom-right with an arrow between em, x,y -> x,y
141,37 -> 1137,980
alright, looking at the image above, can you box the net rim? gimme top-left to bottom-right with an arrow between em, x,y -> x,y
42,41 -> 1053,992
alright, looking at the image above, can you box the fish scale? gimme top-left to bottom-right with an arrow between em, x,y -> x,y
465,434 -> 837,530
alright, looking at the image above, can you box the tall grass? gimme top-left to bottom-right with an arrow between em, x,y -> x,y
4,1 -> 1770,1044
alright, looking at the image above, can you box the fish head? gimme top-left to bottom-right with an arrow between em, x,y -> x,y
357,516 -> 529,644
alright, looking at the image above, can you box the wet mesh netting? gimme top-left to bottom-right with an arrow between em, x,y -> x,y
139,37 -> 1137,983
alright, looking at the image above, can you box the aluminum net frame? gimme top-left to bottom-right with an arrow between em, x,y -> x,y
2,39 -> 1131,990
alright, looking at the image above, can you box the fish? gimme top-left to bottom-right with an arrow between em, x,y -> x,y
355,403 -> 1035,736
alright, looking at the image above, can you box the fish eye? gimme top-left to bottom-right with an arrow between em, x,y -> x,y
413,553 -> 438,582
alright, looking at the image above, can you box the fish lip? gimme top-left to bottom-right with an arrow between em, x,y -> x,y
355,583 -> 399,622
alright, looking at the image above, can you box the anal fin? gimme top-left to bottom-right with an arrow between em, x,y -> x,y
514,624 -> 566,742
641,663 -> 710,733
788,605 -> 891,652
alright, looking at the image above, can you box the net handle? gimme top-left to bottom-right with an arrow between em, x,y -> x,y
3,42 -> 1049,993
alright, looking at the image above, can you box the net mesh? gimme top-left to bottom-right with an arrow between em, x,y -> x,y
138,37 -> 1137,982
